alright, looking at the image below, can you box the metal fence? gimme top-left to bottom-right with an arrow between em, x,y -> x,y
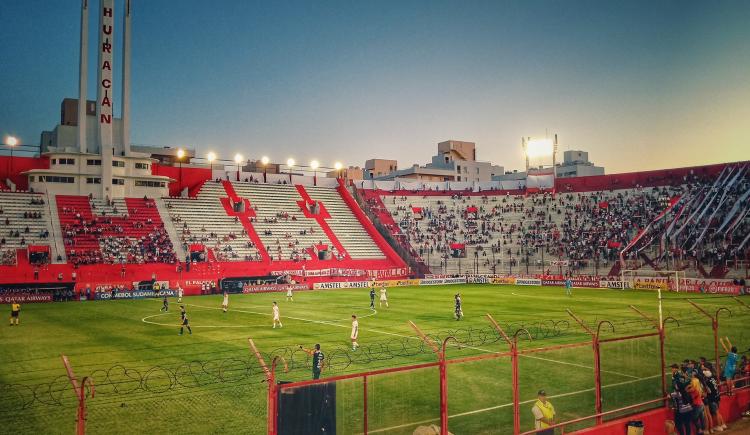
4,297 -> 749,434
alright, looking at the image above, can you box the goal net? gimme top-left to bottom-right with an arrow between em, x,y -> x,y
621,269 -> 686,292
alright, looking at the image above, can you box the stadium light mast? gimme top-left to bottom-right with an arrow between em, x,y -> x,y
176,148 -> 185,195
206,152 -> 216,174
522,133 -> 558,172
261,156 -> 269,183
310,160 -> 319,186
334,161 -> 343,179
6,136 -> 18,173
286,158 -> 295,183
234,153 -> 244,181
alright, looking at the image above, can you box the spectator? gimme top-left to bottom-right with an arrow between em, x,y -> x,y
531,390 -> 555,435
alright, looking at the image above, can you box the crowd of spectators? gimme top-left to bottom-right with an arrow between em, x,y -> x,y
62,198 -> 177,266
366,167 -> 748,277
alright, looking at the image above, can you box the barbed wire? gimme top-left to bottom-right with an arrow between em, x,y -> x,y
4,307 -> 746,412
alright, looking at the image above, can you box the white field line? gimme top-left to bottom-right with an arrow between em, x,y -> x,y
363,373 -> 663,434
520,354 -> 640,380
144,300 -> 641,382
141,312 -> 267,328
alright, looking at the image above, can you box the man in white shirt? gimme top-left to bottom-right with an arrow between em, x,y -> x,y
379,286 -> 389,308
351,315 -> 359,351
222,291 -> 229,313
272,302 -> 282,328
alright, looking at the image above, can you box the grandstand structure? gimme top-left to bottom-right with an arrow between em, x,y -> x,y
357,161 -> 750,280
0,158 -> 746,288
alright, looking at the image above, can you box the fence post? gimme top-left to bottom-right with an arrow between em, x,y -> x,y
687,301 -> 730,374
248,338 -> 287,435
486,314 -> 531,435
61,354 -> 95,435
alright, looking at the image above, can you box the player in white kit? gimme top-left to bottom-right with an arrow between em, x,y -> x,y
286,287 -> 294,302
272,301 -> 282,328
379,286 -> 389,308
350,314 -> 359,350
222,291 -> 229,313
177,285 -> 184,303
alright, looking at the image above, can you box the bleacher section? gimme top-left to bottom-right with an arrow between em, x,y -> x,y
0,192 -> 53,263
229,182 -> 336,261
366,165 -> 750,278
305,186 -> 386,259
57,195 -> 176,265
163,181 -> 262,262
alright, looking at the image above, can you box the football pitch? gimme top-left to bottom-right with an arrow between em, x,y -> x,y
2,284 -> 748,435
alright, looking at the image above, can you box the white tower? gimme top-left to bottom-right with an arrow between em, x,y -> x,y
97,0 -> 115,197
77,0 -> 89,154
121,0 -> 131,156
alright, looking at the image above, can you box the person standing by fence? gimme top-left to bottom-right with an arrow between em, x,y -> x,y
531,390 -> 555,435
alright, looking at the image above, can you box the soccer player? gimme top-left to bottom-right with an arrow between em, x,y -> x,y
178,305 -> 192,335
286,286 -> 294,302
565,278 -> 572,297
177,285 -> 184,303
9,302 -> 20,326
222,291 -> 229,313
379,286 -> 389,308
300,344 -> 325,380
160,295 -> 169,312
369,287 -> 376,309
351,315 -> 359,350
272,301 -> 283,328
454,293 -> 463,321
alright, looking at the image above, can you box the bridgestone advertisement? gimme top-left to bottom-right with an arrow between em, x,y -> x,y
419,277 -> 467,286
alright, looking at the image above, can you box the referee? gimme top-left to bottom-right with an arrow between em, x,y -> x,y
9,302 -> 20,326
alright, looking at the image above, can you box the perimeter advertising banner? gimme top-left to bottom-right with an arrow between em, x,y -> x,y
94,289 -> 178,300
419,277 -> 467,286
242,284 -> 308,294
541,279 -> 600,288
0,293 -> 53,303
629,277 -> 741,294
314,281 -> 373,290
515,278 -> 542,286
0,283 -> 73,303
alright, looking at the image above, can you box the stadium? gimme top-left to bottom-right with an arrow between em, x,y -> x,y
1,1 -> 749,435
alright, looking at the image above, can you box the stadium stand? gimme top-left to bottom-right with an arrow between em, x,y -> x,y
0,191 -> 53,263
163,181 -> 263,262
57,195 -> 176,265
360,163 -> 750,278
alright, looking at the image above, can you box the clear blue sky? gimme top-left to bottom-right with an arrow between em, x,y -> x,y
1,0 -> 748,173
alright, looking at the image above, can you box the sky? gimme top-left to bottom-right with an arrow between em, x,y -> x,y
1,0 -> 749,174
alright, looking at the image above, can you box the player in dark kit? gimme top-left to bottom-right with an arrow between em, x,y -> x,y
454,293 -> 463,320
369,288 -> 376,309
160,296 -> 169,312
178,305 -> 192,335
300,344 -> 325,379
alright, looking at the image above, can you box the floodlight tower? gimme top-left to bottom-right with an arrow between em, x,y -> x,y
522,133 -> 558,172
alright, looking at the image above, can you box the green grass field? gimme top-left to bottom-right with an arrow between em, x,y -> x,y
1,284 -> 748,435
